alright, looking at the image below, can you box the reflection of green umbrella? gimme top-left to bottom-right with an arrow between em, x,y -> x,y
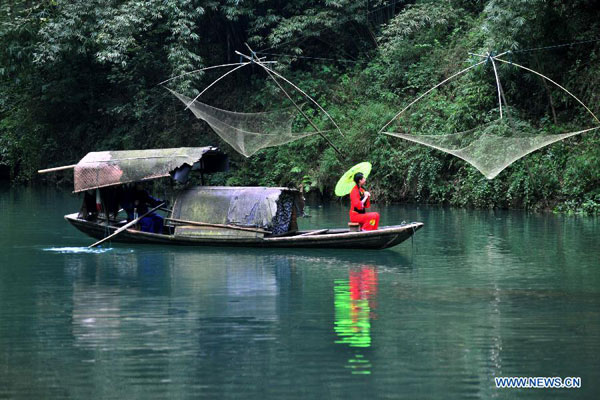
335,162 -> 372,196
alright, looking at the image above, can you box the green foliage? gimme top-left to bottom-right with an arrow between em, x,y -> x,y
379,2 -> 459,58
1,0 -> 600,214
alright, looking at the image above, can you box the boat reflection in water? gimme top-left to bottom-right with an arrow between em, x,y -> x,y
63,246 -> 395,394
334,265 -> 378,375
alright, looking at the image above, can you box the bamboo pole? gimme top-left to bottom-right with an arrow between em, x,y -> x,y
184,63 -> 250,111
165,217 -> 270,234
489,54 -> 504,119
157,61 -> 274,86
256,62 -> 344,157
37,164 -> 76,174
236,47 -> 345,158
493,56 -> 600,124
297,228 -> 329,236
236,47 -> 345,138
379,60 -> 487,133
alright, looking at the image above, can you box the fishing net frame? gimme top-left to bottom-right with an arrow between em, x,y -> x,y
161,52 -> 345,158
380,51 -> 600,179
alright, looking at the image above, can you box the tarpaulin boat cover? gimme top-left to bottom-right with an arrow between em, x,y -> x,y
73,147 -> 227,193
171,186 -> 304,234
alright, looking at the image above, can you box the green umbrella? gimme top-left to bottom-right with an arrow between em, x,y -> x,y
335,162 -> 372,196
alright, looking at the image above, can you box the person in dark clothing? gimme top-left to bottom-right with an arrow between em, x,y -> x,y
101,186 -> 123,220
78,190 -> 98,221
120,183 -> 165,234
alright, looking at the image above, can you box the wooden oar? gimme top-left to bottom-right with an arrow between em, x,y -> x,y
165,217 -> 270,234
88,203 -> 165,248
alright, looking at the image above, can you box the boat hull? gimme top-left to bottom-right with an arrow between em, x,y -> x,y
65,214 -> 423,250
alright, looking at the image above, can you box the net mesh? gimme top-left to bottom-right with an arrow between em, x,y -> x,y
170,90 -> 318,157
386,119 -> 598,179
382,58 -> 600,179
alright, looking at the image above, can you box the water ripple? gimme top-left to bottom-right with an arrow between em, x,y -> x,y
43,246 -> 115,254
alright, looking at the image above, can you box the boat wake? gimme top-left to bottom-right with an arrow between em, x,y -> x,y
43,247 -> 113,254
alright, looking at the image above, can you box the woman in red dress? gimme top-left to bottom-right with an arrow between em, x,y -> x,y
349,172 -> 379,231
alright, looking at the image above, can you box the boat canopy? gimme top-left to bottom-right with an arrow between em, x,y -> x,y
171,186 -> 303,233
73,147 -> 228,193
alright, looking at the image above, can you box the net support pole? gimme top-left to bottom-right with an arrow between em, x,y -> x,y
261,63 -> 346,158
379,59 -> 487,133
237,47 -> 346,158
493,56 -> 600,125
489,54 -> 503,119
157,61 -> 277,86
184,63 -> 250,110
237,46 -> 345,138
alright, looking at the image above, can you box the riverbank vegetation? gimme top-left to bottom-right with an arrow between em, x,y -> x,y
2,0 -> 599,213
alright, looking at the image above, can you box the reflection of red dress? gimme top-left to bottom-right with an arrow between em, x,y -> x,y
349,186 -> 380,231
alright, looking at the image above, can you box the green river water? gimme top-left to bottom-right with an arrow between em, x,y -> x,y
1,187 -> 599,399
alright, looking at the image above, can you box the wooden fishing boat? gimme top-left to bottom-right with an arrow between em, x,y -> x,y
64,213 -> 422,249
44,146 -> 423,250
